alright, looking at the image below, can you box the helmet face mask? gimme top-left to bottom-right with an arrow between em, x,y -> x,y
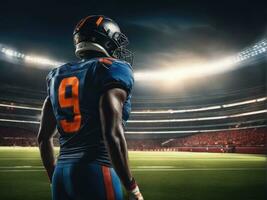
112,46 -> 133,66
111,31 -> 133,65
73,15 -> 134,65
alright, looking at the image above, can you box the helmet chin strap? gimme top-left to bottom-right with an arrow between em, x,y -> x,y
75,42 -> 111,59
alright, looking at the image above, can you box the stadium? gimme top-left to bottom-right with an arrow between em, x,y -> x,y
0,2 -> 266,200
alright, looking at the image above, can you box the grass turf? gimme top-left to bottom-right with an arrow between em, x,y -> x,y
0,147 -> 266,200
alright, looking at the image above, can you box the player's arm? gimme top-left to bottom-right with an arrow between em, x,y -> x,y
37,96 -> 57,183
99,88 -> 143,200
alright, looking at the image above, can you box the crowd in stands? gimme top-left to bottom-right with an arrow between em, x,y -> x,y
165,128 -> 266,147
0,126 -> 266,154
127,128 -> 267,154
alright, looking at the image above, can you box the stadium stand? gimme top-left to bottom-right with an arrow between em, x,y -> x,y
127,128 -> 267,154
0,53 -> 266,154
0,126 -> 266,154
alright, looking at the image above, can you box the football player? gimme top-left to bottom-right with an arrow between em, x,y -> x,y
37,15 -> 144,200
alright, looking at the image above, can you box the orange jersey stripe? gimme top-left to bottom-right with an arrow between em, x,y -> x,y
102,166 -> 115,200
99,58 -> 114,65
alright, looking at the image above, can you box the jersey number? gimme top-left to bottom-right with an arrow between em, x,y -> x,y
58,76 -> 81,133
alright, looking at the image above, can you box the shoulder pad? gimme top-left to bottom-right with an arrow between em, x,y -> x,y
46,62 -> 69,81
98,57 -> 116,67
113,59 -> 133,71
98,57 -> 133,71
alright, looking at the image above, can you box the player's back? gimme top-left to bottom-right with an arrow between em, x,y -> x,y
46,57 -> 134,166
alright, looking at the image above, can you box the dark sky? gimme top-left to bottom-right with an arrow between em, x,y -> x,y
1,0 -> 266,68
0,0 -> 266,98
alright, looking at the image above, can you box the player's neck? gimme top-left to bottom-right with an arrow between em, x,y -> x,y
81,51 -> 109,60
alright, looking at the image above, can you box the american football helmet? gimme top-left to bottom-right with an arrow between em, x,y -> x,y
73,15 -> 133,65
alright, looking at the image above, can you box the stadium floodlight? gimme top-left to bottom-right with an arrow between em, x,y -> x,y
1,47 -> 25,59
135,39 -> 267,82
0,44 -> 64,68
24,55 -> 63,67
0,38 -> 266,78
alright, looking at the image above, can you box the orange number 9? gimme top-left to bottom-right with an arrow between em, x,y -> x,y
58,76 -> 81,133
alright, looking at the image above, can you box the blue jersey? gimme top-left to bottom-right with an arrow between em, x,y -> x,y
46,57 -> 134,166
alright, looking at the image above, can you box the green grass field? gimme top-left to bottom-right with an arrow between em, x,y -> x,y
0,147 -> 266,200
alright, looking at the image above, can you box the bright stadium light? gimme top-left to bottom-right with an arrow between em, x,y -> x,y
0,44 -> 64,68
1,47 -> 25,58
134,56 -> 237,82
134,38 -> 267,82
25,55 -> 63,67
0,38 -> 266,77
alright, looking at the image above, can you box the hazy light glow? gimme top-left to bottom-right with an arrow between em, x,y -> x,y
25,55 -> 62,67
135,39 -> 267,82
0,46 -> 63,67
134,57 -> 237,82
1,47 -> 25,58
1,38 -> 266,79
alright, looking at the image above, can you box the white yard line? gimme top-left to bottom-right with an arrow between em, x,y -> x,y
136,166 -> 176,168
131,167 -> 266,171
0,169 -> 44,172
0,166 -> 43,169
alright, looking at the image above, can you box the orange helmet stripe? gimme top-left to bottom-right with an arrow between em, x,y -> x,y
96,16 -> 104,26
76,16 -> 92,31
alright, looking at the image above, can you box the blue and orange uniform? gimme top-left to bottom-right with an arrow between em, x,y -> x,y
46,57 -> 134,200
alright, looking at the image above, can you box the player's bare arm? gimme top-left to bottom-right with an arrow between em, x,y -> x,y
37,96 -> 57,183
100,88 -> 132,186
100,88 -> 143,200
